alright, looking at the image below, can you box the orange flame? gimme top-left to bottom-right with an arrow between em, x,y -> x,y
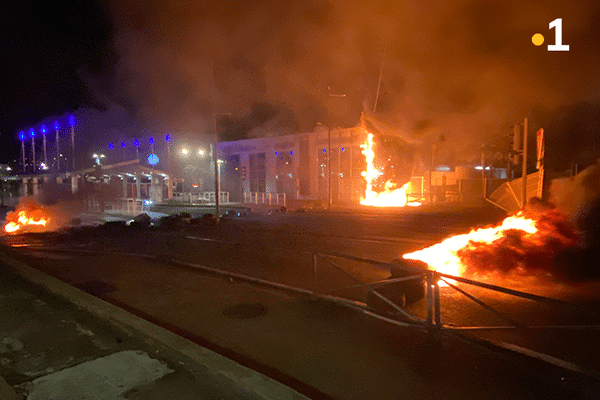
4,210 -> 49,234
402,212 -> 539,285
360,132 -> 421,207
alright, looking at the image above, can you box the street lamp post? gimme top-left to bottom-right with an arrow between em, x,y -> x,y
19,131 -> 25,173
327,89 -> 346,210
41,125 -> 48,169
69,116 -> 76,171
29,128 -> 36,173
54,121 -> 60,172
134,139 -> 140,159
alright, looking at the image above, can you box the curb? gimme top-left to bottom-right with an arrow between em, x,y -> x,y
0,249 -> 309,400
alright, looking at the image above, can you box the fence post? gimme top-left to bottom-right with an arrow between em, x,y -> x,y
426,271 -> 434,326
434,275 -> 441,327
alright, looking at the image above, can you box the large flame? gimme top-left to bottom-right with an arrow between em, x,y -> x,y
402,210 -> 579,286
360,132 -> 421,207
4,207 -> 49,234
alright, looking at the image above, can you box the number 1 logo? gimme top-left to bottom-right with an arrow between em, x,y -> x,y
548,18 -> 569,51
532,18 -> 570,51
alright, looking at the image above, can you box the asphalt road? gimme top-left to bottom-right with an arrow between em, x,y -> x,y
2,207 -> 600,399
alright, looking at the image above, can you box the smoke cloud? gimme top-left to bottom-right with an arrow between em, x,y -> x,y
88,0 -> 600,158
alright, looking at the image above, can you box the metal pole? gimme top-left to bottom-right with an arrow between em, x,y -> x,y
43,133 -> 47,168
21,140 -> 25,173
328,124 -> 331,210
214,115 -> 220,219
426,272 -> 434,326
55,129 -> 60,172
521,118 -> 528,209
71,125 -> 75,171
31,135 -> 36,173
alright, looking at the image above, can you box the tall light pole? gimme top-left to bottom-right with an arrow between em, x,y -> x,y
41,124 -> 48,169
29,128 -> 36,173
327,89 -> 346,210
134,138 -> 140,159
69,115 -> 76,171
121,141 -> 126,161
54,120 -> 60,172
165,134 -> 172,173
19,131 -> 25,173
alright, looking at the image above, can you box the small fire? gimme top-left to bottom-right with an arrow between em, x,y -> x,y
4,206 -> 50,234
360,132 -> 421,207
401,210 -> 579,286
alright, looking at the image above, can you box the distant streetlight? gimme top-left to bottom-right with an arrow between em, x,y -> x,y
69,115 -> 76,171
41,124 -> 48,169
121,141 -> 126,161
198,148 -> 205,156
54,121 -> 60,172
29,128 -> 36,173
134,138 -> 140,159
181,148 -> 189,157
18,131 -> 25,173
92,153 -> 106,166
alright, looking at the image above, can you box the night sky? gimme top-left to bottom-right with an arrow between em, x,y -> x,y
1,0 -> 600,171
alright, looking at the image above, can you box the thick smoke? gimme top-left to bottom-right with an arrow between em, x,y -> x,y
93,0 -> 600,157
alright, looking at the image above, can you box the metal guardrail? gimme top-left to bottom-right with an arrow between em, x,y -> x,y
314,251 -> 600,331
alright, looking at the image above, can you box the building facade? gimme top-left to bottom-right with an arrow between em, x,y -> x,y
216,126 -> 369,205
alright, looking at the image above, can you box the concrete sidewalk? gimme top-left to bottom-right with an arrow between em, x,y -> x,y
0,258 -> 308,400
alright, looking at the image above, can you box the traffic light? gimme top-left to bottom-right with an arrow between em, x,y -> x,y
240,166 -> 247,180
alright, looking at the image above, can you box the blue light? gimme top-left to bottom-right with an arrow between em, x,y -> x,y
108,142 -> 114,150
19,131 -> 25,141
275,151 -> 278,155
322,148 -> 326,153
147,154 -> 159,165
121,141 -> 126,148
290,151 -> 293,155
54,120 -> 59,130
41,125 -> 47,133
69,115 -> 75,126
134,139 -> 140,147
29,128 -> 35,137
341,147 -> 345,152
165,134 -> 171,142
149,136 -> 154,144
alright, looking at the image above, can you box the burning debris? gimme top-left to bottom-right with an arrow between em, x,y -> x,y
403,207 -> 580,284
4,200 -> 50,234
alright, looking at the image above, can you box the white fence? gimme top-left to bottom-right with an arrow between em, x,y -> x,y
86,198 -> 150,216
243,192 -> 286,207
172,192 -> 230,204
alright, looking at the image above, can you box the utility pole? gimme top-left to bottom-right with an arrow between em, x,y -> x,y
521,117 -> 528,209
54,121 -> 60,172
213,117 -> 220,219
327,88 -> 346,210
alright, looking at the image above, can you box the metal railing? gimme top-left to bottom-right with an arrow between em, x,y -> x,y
172,192 -> 230,204
312,251 -> 600,331
243,192 -> 286,207
85,197 -> 150,215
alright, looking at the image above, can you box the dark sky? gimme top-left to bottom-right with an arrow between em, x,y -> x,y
2,0 -> 600,169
